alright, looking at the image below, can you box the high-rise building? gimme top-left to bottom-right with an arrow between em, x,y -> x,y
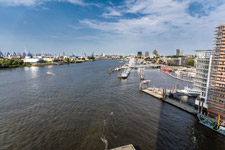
208,24 -> 225,119
137,51 -> 142,57
176,49 -> 183,56
194,50 -> 213,99
153,49 -> 158,55
145,51 -> 149,57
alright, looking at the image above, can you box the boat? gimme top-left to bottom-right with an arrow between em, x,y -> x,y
197,114 -> 225,136
121,70 -> 130,79
46,71 -> 54,75
160,68 -> 172,72
177,87 -> 200,97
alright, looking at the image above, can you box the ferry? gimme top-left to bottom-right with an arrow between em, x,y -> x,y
197,114 -> 225,136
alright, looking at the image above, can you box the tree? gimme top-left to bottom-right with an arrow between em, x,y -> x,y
187,59 -> 194,66
88,56 -> 95,60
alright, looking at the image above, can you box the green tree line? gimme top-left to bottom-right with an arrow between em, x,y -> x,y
0,59 -> 30,68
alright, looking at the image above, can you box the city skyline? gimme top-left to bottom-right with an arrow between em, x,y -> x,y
0,0 -> 225,55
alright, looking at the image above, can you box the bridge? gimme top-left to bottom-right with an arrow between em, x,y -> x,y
130,64 -> 163,68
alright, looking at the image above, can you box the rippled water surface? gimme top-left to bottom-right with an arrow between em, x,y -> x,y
0,59 -> 225,150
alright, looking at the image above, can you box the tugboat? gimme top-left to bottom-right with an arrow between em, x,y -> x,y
197,114 -> 225,136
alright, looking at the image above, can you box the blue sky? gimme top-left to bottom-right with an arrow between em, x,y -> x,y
0,0 -> 225,56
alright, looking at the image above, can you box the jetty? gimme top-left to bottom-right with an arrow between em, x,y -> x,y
118,58 -> 135,79
140,81 -> 198,115
111,144 -> 136,150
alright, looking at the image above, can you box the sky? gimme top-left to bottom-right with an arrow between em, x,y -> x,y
0,0 -> 225,56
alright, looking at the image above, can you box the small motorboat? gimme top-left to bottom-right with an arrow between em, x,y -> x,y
46,71 -> 54,75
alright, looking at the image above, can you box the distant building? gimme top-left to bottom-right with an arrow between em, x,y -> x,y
153,49 -> 158,55
6,52 -> 10,57
208,24 -> 225,119
23,56 -> 44,63
101,53 -> 105,57
145,51 -> 149,57
13,52 -> 16,57
137,51 -> 142,57
176,49 -> 183,56
0,50 -> 3,58
149,54 -> 156,59
194,50 -> 213,100
22,52 -> 26,57
165,57 -> 183,66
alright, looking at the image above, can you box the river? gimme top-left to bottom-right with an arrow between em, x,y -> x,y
0,59 -> 225,150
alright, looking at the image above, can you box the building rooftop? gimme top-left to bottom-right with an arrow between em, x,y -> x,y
217,25 -> 225,28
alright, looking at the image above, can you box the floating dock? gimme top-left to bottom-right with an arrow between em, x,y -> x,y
142,87 -> 198,115
111,144 -> 136,150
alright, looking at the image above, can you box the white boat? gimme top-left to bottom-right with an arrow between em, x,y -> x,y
46,71 -> 54,75
177,87 -> 200,97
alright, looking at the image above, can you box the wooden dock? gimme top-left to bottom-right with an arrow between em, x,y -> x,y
142,88 -> 163,99
111,144 -> 136,150
142,88 -> 198,115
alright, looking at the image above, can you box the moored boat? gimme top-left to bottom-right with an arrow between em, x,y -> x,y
177,87 -> 200,97
197,114 -> 225,136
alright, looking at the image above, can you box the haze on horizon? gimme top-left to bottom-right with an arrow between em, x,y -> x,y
0,0 -> 225,56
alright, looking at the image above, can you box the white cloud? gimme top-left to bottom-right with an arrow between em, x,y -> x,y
0,0 -> 91,6
102,7 -> 122,18
80,0 -> 225,39
75,0 -> 225,54
0,0 -> 38,6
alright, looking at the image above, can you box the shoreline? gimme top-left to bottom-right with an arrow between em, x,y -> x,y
0,60 -> 95,70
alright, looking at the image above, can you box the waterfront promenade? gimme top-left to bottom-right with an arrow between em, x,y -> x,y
161,70 -> 194,83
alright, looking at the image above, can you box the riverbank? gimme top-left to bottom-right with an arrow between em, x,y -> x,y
0,59 -> 95,69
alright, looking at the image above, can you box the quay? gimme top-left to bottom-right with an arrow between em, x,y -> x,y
162,71 -> 194,83
141,87 -> 198,115
111,144 -> 136,150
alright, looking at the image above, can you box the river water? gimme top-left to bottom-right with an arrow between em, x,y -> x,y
0,59 -> 225,150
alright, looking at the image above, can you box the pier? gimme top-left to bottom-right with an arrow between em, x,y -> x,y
111,144 -> 136,150
142,87 -> 197,115
140,81 -> 198,115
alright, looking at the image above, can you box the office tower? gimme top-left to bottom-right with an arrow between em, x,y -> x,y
145,51 -> 149,57
176,49 -> 183,56
137,51 -> 142,57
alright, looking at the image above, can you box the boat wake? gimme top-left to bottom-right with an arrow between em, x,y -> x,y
101,112 -> 114,150
101,137 -> 108,150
